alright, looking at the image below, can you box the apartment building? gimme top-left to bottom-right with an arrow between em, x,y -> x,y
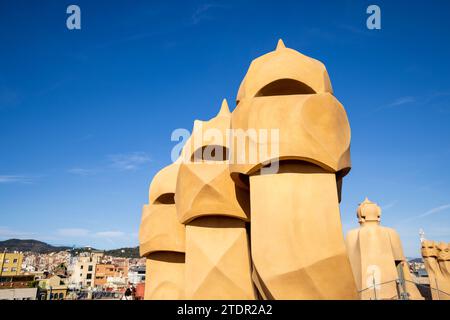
94,262 -> 129,288
0,274 -> 37,300
94,263 -> 116,287
128,265 -> 145,285
69,251 -> 103,289
0,252 -> 23,276
38,274 -> 69,300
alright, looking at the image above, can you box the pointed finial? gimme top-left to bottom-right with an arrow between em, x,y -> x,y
276,39 -> 286,51
217,99 -> 230,116
358,197 -> 374,209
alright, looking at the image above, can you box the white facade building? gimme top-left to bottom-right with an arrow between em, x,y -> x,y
69,251 -> 103,289
128,266 -> 145,285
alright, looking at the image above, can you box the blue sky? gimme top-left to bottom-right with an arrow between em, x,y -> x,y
0,0 -> 449,256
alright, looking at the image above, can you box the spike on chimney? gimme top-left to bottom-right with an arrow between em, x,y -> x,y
217,99 -> 230,116
276,39 -> 286,51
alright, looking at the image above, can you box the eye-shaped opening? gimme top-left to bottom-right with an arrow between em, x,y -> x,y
191,145 -> 229,162
153,193 -> 175,205
255,79 -> 316,97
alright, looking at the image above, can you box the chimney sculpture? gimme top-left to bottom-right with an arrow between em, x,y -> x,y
229,40 -> 357,299
137,40 -> 409,300
346,198 -> 423,299
421,240 -> 442,299
436,242 -> 450,299
175,100 -> 255,299
139,163 -> 185,299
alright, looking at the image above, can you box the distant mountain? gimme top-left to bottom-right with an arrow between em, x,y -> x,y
104,247 -> 140,258
0,239 -> 71,253
0,239 -> 140,258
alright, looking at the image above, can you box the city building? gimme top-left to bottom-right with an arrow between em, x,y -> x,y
0,248 -> 142,298
105,275 -> 128,290
128,265 -> 145,285
69,251 -> 103,289
0,287 -> 38,300
0,275 -> 38,300
38,274 -> 69,300
0,252 -> 23,276
135,282 -> 145,300
94,263 -> 117,287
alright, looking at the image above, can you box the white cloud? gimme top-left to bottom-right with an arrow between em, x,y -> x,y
108,152 -> 151,171
401,204 -> 450,223
419,204 -> 450,219
0,175 -> 33,184
94,231 -> 125,238
68,152 -> 151,175
381,200 -> 398,211
0,226 -> 35,239
1,226 -> 134,249
55,229 -> 129,240
386,96 -> 416,107
56,228 -> 90,237
92,231 -> 127,246
191,3 -> 226,25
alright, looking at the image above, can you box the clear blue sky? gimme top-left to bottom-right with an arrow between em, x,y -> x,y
1,0 -> 449,256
